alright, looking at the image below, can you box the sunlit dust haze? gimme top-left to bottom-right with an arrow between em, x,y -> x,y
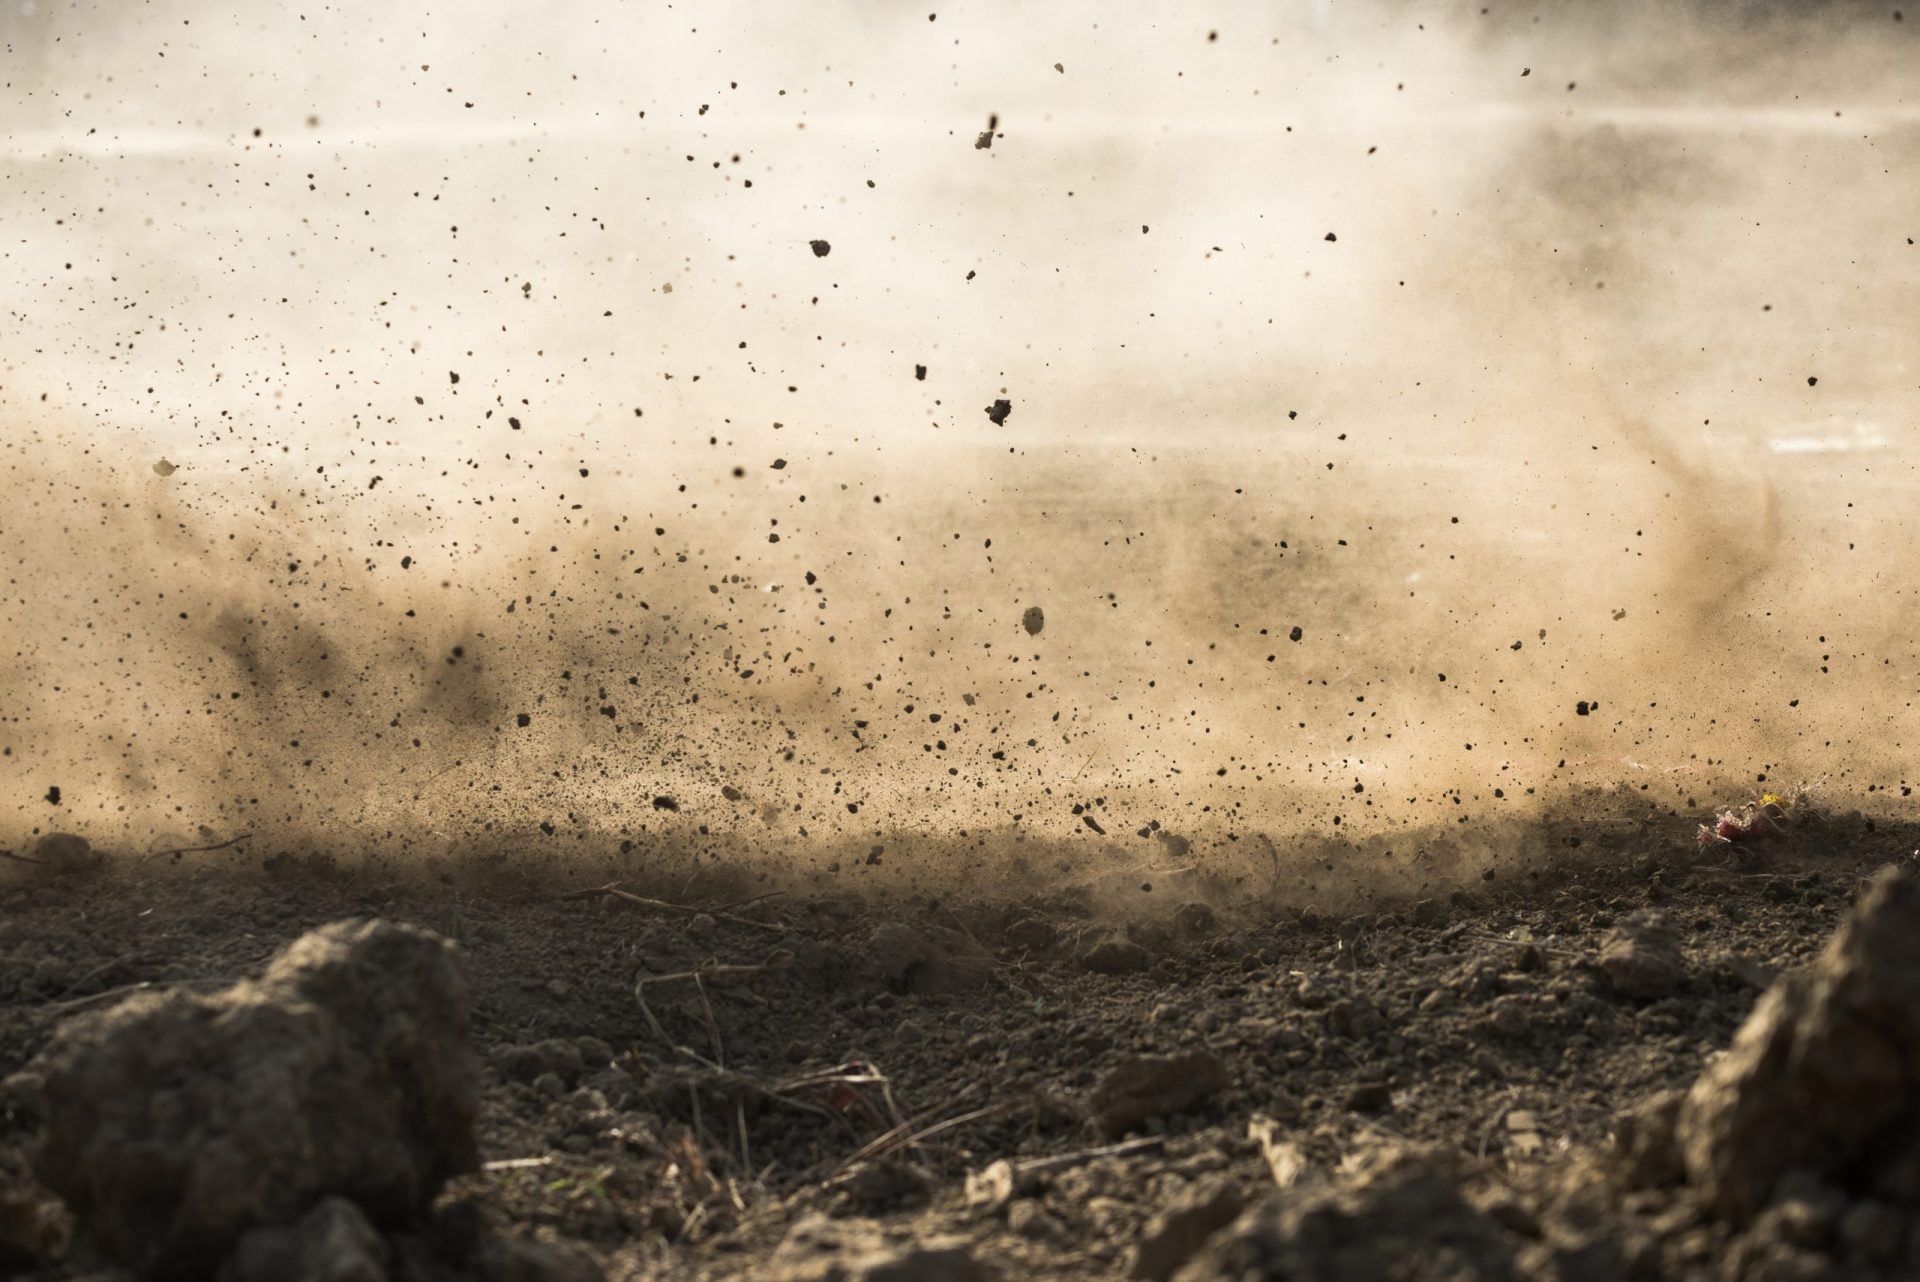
3,0 -> 1917,896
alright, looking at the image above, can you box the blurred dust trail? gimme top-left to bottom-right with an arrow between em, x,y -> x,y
2,0 -> 1916,887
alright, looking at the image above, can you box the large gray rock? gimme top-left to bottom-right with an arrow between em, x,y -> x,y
33,919 -> 479,1278
1677,867 -> 1920,1221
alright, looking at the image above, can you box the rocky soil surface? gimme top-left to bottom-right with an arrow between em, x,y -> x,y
3,819 -> 1919,1281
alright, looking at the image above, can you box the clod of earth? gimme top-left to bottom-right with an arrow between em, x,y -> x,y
1169,1148 -> 1519,1282
1596,909 -> 1688,999
0,1186 -> 64,1273
216,1196 -> 387,1282
855,1236 -> 991,1282
1344,1080 -> 1394,1114
861,922 -> 994,994
1609,1089 -> 1685,1191
472,1235 -> 603,1282
1082,939 -> 1152,975
767,1214 -> 992,1282
1677,865 -> 1920,1222
1002,915 -> 1058,952
30,919 -> 479,1278
489,1037 -> 597,1088
1129,1176 -> 1247,1282
29,833 -> 100,877
1090,1052 -> 1229,1139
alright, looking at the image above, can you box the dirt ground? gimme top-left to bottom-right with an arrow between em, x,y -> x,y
4,808 -> 1919,1280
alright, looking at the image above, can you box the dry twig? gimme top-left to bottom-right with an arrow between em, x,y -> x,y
1463,932 -> 1584,959
46,953 -> 136,1004
10,975 -> 234,1015
968,1136 -> 1166,1208
148,833 -> 253,860
713,890 -> 785,914
482,1156 -> 555,1172
637,955 -> 791,992
1016,1135 -> 1164,1177
562,881 -> 785,933
839,1097 -> 1014,1171
633,954 -> 792,1071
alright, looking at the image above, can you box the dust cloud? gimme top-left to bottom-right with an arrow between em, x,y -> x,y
2,0 -> 1916,898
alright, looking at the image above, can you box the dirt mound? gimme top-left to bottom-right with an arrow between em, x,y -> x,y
1171,1149 -> 1519,1282
28,919 -> 478,1278
1676,866 -> 1920,1221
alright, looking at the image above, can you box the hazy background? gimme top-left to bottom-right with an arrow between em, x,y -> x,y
2,0 -> 1916,887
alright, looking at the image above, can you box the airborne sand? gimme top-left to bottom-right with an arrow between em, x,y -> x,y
7,6 -> 1920,1280
2,0 -> 1916,890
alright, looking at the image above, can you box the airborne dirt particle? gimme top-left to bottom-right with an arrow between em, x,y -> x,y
6,8 -> 1920,1279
